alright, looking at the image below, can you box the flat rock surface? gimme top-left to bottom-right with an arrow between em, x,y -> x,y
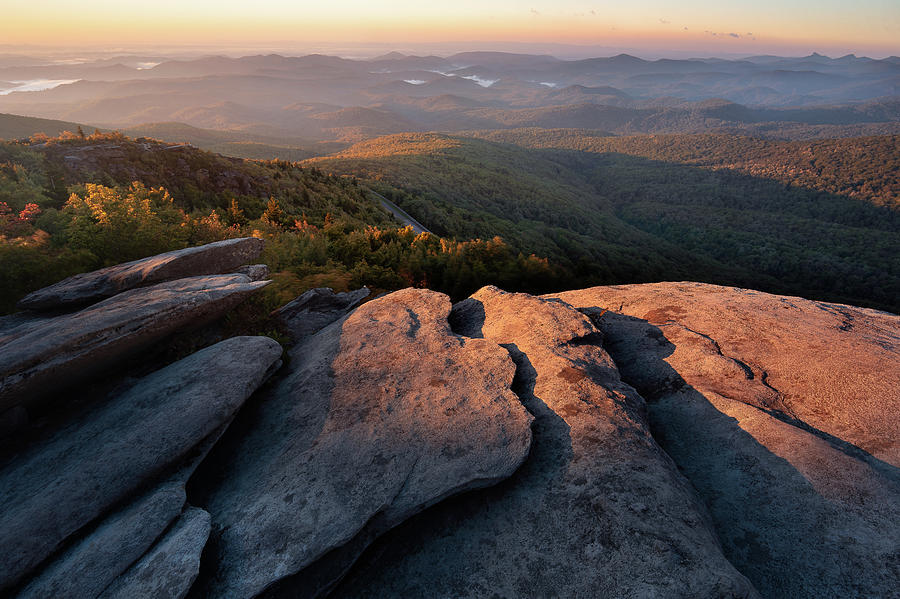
334,286 -> 756,598
16,483 -> 186,599
0,274 -> 270,410
99,506 -> 211,599
0,336 -> 282,592
16,237 -> 265,311
551,282 -> 900,598
202,288 -> 533,598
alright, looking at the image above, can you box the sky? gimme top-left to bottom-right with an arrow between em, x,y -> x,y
3,0 -> 898,58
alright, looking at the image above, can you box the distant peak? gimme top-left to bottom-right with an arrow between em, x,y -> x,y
610,53 -> 643,62
373,51 -> 407,61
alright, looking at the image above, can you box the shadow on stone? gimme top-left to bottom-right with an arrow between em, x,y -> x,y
580,308 -> 900,599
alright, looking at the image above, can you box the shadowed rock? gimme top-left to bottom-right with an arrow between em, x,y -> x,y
16,483 -> 186,599
334,286 -> 757,598
233,263 -> 269,281
98,507 -> 211,599
0,274 -> 270,411
202,288 -> 533,597
16,237 -> 265,312
0,336 -> 282,592
552,282 -> 900,598
276,286 -> 370,341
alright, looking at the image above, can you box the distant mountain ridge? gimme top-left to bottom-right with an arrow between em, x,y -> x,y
0,50 -> 895,146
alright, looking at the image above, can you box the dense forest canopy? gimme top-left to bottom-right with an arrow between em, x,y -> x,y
309,131 -> 900,312
464,130 -> 900,209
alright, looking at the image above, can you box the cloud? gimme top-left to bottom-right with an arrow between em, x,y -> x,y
530,8 -> 540,15
703,30 -> 753,40
659,18 -> 670,24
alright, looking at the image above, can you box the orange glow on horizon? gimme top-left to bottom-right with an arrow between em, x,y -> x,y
1,1 -> 897,56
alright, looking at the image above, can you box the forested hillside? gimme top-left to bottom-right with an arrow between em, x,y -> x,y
0,133 -> 562,314
4,129 -> 897,316
310,131 -> 900,312
466,130 -> 900,208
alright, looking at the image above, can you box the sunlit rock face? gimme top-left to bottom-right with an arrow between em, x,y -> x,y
201,288 -> 534,598
551,282 -> 900,599
331,286 -> 758,599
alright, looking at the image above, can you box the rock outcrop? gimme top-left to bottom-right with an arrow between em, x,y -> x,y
234,263 -> 270,281
5,240 -> 899,599
0,336 -> 282,592
275,286 -> 370,340
554,282 -> 900,466
332,286 -> 757,598
551,282 -> 900,599
0,274 -> 270,410
201,288 -> 533,597
16,237 -> 265,311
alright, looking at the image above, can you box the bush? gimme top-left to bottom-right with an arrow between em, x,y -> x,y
62,182 -> 189,264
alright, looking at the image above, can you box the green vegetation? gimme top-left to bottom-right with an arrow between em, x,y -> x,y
467,130 -> 900,209
0,132 -> 564,314
310,131 -> 900,313
4,128 -> 898,320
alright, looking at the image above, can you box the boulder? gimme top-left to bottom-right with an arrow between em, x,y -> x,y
334,286 -> 757,598
0,274 -> 270,411
0,336 -> 282,592
98,507 -> 211,599
16,237 -> 265,311
16,483 -> 186,599
202,288 -> 533,597
551,282 -> 900,598
276,286 -> 370,340
234,263 -> 269,281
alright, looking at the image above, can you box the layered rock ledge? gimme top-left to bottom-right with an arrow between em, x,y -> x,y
16,237 -> 265,311
3,241 -> 898,599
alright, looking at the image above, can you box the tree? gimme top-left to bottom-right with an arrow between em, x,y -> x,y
226,198 -> 248,226
262,198 -> 285,227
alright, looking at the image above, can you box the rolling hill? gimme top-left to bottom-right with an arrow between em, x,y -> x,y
308,131 -> 900,312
